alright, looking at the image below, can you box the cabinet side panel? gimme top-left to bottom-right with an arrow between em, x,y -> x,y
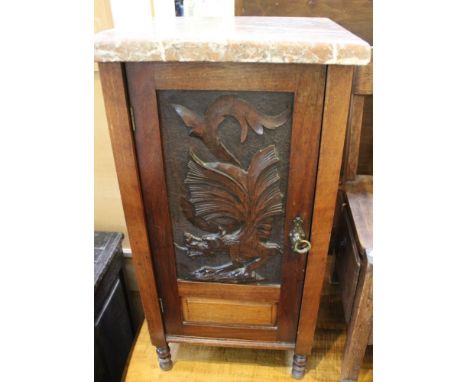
98,62 -> 167,347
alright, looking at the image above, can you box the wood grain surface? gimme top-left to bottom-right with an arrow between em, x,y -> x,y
335,208 -> 362,323
342,56 -> 373,181
124,283 -> 373,381
181,322 -> 278,342
344,175 -> 373,256
126,63 -> 185,335
343,95 -> 365,181
295,65 -> 354,355
98,63 -> 167,348
177,280 -> 280,302
341,254 -> 373,381
152,62 -> 301,92
353,55 -> 373,96
165,335 -> 295,351
126,61 -> 325,344
181,297 -> 277,326
358,96 -> 373,176
276,64 -> 326,342
236,0 -> 373,44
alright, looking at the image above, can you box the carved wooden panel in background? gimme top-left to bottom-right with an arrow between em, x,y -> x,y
158,91 -> 293,284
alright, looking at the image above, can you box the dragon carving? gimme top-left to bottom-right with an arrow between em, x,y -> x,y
173,95 -> 289,283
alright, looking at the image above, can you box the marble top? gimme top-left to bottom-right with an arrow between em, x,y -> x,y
94,17 -> 371,65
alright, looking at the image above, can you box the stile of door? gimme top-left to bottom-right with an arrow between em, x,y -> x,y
126,62 -> 326,345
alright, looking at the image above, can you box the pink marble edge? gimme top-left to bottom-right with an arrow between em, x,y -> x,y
94,17 -> 371,66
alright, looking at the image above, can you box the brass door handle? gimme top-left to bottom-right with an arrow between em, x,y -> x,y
289,217 -> 311,254
294,239 -> 312,254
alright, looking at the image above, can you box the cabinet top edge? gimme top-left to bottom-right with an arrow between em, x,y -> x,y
94,17 -> 371,65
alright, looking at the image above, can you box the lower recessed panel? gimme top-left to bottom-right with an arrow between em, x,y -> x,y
181,297 -> 277,326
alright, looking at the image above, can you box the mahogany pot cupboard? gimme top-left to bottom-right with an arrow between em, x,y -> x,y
95,17 -> 371,379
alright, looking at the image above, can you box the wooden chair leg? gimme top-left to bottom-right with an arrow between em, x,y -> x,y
340,258 -> 373,382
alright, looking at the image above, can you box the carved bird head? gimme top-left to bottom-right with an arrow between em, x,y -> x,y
172,104 -> 205,138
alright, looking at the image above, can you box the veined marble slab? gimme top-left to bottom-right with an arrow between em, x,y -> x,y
94,17 -> 371,65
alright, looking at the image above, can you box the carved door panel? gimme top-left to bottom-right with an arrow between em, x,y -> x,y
160,90 -> 290,285
127,63 -> 326,343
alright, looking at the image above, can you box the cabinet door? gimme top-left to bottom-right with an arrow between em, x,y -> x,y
127,62 -> 325,343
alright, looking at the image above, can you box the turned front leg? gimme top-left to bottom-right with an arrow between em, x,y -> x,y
291,354 -> 307,379
156,346 -> 173,371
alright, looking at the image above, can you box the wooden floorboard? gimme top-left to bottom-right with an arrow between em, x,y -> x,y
124,282 -> 373,381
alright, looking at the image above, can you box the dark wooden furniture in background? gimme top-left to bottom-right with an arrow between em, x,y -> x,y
96,17 -> 371,379
235,0 -> 374,179
94,231 -> 135,382
334,57 -> 373,381
342,52 -> 373,182
235,0 -> 372,45
337,177 -> 373,382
